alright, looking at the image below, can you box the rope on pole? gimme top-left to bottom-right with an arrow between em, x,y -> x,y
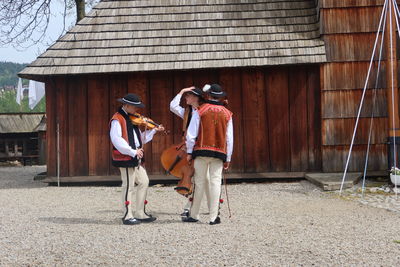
340,0 -> 389,194
389,0 -> 400,196
362,6 -> 388,197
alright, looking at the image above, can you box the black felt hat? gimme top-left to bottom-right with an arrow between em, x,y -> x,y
187,87 -> 203,96
117,93 -> 145,108
207,84 -> 226,98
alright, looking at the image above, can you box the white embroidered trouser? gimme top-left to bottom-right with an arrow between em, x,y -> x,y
119,166 -> 149,220
190,156 -> 223,222
183,170 -> 211,211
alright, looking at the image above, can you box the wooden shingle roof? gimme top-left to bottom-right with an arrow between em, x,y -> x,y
0,113 -> 45,134
20,0 -> 326,78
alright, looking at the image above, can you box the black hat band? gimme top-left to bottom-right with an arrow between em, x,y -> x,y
210,91 -> 223,95
190,91 -> 201,96
122,98 -> 142,105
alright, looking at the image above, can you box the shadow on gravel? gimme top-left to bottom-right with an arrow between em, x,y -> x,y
46,178 -> 305,187
39,217 -> 185,225
39,217 -> 119,225
96,209 -> 120,214
0,166 -> 47,190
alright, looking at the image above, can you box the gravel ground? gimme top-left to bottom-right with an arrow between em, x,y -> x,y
0,166 -> 400,266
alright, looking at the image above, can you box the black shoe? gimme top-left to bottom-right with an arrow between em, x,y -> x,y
122,218 -> 141,225
209,217 -> 221,225
135,216 -> 157,223
144,211 -> 153,217
182,217 -> 198,223
180,209 -> 189,217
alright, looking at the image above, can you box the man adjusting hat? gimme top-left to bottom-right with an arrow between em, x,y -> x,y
183,84 -> 234,225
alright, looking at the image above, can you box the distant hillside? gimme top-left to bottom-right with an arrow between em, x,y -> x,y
0,61 -> 27,88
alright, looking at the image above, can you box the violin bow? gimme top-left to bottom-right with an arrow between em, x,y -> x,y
138,121 -> 148,168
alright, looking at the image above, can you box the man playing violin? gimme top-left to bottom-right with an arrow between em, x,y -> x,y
183,84 -> 233,225
169,86 -> 211,217
110,93 -> 165,225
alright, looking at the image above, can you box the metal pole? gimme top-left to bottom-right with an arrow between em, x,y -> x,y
385,0 -> 400,171
57,121 -> 60,187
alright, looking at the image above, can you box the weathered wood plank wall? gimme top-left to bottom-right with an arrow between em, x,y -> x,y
320,0 -> 390,172
45,66 -> 321,177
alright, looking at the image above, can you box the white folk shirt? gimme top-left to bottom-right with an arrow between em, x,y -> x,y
169,93 -> 197,119
186,101 -> 234,162
110,108 -> 156,158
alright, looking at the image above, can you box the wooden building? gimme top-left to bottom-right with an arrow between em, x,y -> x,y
18,0 -> 392,180
0,113 -> 46,165
319,0 -> 392,172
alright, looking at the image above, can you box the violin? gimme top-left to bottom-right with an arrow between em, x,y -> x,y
129,113 -> 160,129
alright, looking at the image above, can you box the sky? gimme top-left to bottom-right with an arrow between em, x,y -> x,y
0,0 -> 76,64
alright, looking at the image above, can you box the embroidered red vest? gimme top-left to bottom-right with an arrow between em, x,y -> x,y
193,103 -> 232,162
110,111 -> 140,167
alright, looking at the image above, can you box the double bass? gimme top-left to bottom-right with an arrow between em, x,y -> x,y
130,112 -> 192,195
160,142 -> 193,196
160,99 -> 229,196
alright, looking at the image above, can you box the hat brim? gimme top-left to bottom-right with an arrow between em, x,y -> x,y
185,91 -> 202,97
208,91 -> 227,98
117,98 -> 145,108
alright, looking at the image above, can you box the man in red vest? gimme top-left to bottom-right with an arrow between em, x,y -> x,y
169,86 -> 211,217
183,84 -> 233,225
110,93 -> 164,225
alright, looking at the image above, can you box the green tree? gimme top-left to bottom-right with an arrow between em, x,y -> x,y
0,90 -> 45,113
0,61 -> 28,88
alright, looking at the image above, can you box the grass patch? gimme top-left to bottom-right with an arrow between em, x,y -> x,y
394,240 -> 400,244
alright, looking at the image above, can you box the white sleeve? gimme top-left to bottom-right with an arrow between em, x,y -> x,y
170,94 -> 185,118
186,110 -> 200,154
140,129 -> 157,144
110,120 -> 137,158
226,118 -> 234,162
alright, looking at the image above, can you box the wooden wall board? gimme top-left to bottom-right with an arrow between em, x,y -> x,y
127,72 -> 152,172
265,67 -> 291,172
322,117 -> 388,145
108,74 -> 128,175
68,76 -> 89,176
289,67 -> 309,171
320,62 -> 389,90
219,68 -> 245,172
320,6 -> 384,34
55,77 -> 70,177
45,78 -> 57,177
148,72 -> 174,174
323,33 -> 379,62
307,66 -> 323,171
320,0 -> 383,8
322,89 -> 388,119
88,75 -> 110,175
322,144 -> 387,172
192,69 -> 219,89
242,68 -> 270,172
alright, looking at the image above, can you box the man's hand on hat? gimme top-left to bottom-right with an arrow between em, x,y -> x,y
179,86 -> 195,95
136,148 -> 144,159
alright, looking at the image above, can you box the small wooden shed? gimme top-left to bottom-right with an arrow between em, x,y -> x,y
0,113 -> 46,165
19,0 -> 390,180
